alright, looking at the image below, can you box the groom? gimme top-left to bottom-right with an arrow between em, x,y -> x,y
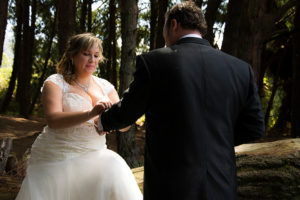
97,2 -> 264,200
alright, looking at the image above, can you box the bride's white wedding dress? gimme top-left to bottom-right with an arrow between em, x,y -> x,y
15,74 -> 143,200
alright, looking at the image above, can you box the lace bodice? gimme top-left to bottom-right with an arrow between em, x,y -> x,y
30,74 -> 114,164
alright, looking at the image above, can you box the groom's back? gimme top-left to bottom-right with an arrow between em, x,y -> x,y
141,37 -> 264,200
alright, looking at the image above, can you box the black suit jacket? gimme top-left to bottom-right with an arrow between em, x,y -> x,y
101,37 -> 265,200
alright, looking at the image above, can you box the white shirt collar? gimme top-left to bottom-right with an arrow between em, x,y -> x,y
180,34 -> 202,39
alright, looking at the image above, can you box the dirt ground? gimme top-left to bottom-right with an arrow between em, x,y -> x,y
0,114 -> 145,200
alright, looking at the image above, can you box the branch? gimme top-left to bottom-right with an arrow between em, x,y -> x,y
276,0 -> 300,21
264,28 -> 300,44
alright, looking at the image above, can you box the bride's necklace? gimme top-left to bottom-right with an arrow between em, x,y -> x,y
75,78 -> 91,93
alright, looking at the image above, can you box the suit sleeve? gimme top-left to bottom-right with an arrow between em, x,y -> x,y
234,65 -> 265,146
101,55 -> 151,131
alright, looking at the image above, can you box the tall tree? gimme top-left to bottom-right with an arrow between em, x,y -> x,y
204,0 -> 223,45
80,0 -> 88,32
222,0 -> 300,84
57,0 -> 76,57
155,0 -> 168,48
150,0 -> 158,50
29,5 -> 58,115
118,0 -> 139,167
16,0 -> 37,117
150,0 -> 168,49
0,0 -> 9,67
107,0 -> 118,88
87,0 -> 92,32
1,0 -> 23,113
291,5 -> 300,137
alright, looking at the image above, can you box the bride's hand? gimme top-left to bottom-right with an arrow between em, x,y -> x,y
89,100 -> 112,118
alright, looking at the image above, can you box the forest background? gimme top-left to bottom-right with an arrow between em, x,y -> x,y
0,0 -> 300,169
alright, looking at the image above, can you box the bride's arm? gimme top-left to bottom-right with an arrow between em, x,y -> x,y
42,81 -> 109,129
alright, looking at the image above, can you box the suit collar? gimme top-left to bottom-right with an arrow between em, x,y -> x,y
175,37 -> 211,47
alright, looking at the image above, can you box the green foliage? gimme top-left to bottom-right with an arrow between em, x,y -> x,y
261,73 -> 285,129
1,53 -> 12,68
0,67 -> 12,90
0,67 -> 20,116
137,1 -> 150,54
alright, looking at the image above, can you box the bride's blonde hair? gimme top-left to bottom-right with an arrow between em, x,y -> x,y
56,33 -> 105,84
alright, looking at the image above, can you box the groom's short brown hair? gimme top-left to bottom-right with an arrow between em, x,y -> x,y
165,1 -> 207,36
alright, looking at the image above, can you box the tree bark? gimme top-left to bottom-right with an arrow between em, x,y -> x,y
268,82 -> 292,137
57,0 -> 76,57
221,0 -> 247,57
1,0 -> 23,113
0,138 -> 13,175
80,0 -> 88,33
0,0 -> 9,67
119,0 -> 138,94
222,0 -> 277,84
87,0 -> 92,32
264,76 -> 279,131
150,0 -> 158,50
108,0 -> 117,88
29,7 -> 57,115
17,0 -> 36,117
155,0 -> 168,48
204,0 -> 222,45
118,0 -> 140,168
291,5 -> 300,138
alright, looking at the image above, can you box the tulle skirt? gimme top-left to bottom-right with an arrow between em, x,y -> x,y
15,126 -> 143,200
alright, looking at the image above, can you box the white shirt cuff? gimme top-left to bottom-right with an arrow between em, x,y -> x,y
97,115 -> 104,131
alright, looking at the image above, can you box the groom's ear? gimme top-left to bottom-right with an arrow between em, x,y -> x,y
170,19 -> 178,32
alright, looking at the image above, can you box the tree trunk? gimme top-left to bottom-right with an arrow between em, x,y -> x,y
119,0 -> 138,94
29,8 -> 57,115
117,126 -> 140,167
155,0 -> 168,48
264,76 -> 279,131
80,0 -> 88,32
204,0 -> 222,45
0,138 -> 13,175
87,0 -> 92,32
106,0 -> 115,85
221,0 -> 248,57
150,0 -> 158,50
108,0 -> 117,89
222,0 -> 277,84
291,5 -> 300,138
118,0 -> 140,168
17,0 -> 36,117
57,0 -> 76,57
0,0 -> 9,67
1,0 -> 23,113
269,83 -> 292,137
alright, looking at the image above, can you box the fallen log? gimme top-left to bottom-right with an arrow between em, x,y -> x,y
235,139 -> 300,200
0,138 -> 13,175
132,139 -> 300,199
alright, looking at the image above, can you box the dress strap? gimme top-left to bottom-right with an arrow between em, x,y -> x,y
41,74 -> 69,94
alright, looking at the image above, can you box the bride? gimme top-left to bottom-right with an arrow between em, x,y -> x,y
15,33 -> 143,200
